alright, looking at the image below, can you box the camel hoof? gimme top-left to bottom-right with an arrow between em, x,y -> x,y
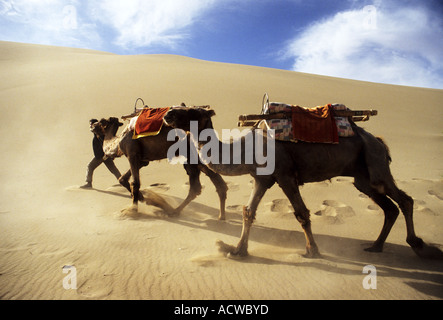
301,244 -> 321,258
218,214 -> 226,221
303,249 -> 322,259
216,240 -> 248,257
227,252 -> 247,260
168,209 -> 181,217
80,182 -> 92,189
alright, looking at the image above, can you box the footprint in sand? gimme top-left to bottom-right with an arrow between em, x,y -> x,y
412,199 -> 438,215
182,181 -> 204,190
314,200 -> 355,224
149,183 -> 170,192
428,189 -> 443,201
416,206 -> 438,216
357,193 -> 381,212
367,204 -> 380,212
334,177 -> 354,183
266,199 -> 291,213
313,181 -> 329,187
413,199 -> 426,209
226,181 -> 240,192
227,205 -> 243,212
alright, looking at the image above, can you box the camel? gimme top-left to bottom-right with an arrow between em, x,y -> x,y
163,106 -> 442,259
91,117 -> 228,219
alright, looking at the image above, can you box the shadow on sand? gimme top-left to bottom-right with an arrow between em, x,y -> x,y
101,188 -> 443,299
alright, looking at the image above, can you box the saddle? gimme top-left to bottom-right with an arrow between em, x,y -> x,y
263,103 -> 355,143
132,106 -> 171,139
290,104 -> 339,144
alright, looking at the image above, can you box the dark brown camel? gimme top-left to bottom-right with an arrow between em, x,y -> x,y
91,117 -> 228,219
163,106 -> 442,259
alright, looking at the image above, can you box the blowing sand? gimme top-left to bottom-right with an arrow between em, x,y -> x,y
0,41 -> 442,300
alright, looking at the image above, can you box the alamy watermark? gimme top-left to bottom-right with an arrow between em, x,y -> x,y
362,5 -> 377,30
166,121 -> 276,176
62,265 -> 77,290
362,265 -> 377,289
62,5 -> 78,30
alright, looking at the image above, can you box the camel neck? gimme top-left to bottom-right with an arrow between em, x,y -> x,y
102,125 -> 123,157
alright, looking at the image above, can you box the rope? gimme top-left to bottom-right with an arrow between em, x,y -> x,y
134,98 -> 145,113
261,93 -> 269,115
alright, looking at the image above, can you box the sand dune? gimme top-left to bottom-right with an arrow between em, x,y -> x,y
0,41 -> 442,300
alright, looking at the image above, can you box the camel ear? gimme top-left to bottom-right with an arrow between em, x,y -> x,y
100,119 -> 109,129
110,117 -> 123,127
207,109 -> 216,117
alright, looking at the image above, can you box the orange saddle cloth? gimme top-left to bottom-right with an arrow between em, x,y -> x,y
134,107 -> 170,139
291,104 -> 339,144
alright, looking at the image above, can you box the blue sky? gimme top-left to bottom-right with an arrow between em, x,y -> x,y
1,0 -> 442,89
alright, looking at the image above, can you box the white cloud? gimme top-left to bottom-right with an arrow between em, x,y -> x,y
285,3 -> 443,88
89,0 -> 218,50
0,0 -> 101,49
0,0 -> 220,51
1,0 -> 68,31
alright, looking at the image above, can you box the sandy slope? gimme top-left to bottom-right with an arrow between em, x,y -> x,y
0,41 -> 442,300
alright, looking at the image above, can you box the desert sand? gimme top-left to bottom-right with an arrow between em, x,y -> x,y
0,41 -> 442,300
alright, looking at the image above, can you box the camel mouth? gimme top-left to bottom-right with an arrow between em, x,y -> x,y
90,123 -> 99,133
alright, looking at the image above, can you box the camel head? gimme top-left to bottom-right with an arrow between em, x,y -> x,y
164,106 -> 215,133
90,117 -> 123,138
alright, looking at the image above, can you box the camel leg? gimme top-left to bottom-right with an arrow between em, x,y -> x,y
277,175 -> 320,258
356,175 -> 443,259
172,164 -> 203,215
385,184 -> 420,247
128,155 -> 143,210
119,156 -> 143,216
119,169 -> 132,193
221,177 -> 272,257
366,193 -> 400,252
355,176 -> 399,252
119,161 -> 148,194
385,181 -> 442,259
198,164 -> 228,220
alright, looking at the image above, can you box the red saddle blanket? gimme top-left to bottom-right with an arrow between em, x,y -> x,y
291,104 -> 339,144
134,107 -> 170,138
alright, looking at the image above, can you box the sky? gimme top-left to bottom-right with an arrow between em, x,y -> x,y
1,0 -> 443,89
